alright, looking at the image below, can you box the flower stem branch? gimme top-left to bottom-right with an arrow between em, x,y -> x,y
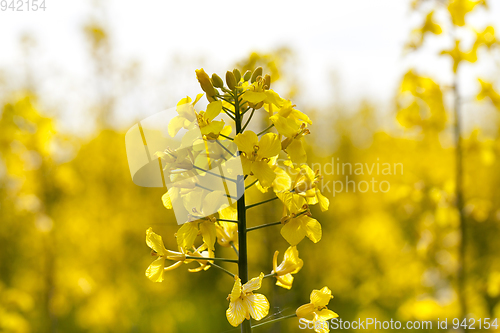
246,196 -> 279,210
251,314 -> 297,328
210,263 -> 236,278
184,256 -> 238,263
257,124 -> 274,136
247,221 -> 281,232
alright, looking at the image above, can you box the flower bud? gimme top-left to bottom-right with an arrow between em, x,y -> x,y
264,74 -> 271,89
195,68 -> 217,99
243,70 -> 252,81
251,67 -> 263,83
211,73 -> 224,88
232,68 -> 241,82
226,71 -> 237,90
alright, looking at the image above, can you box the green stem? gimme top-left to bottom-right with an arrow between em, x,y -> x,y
217,219 -> 238,223
210,263 -> 236,278
241,108 -> 255,132
184,256 -> 238,263
257,124 -> 274,136
192,165 -> 237,183
263,272 -> 277,279
247,221 -> 281,232
219,134 -> 234,141
245,179 -> 258,190
246,196 -> 279,210
230,241 -> 239,256
251,314 -> 297,328
234,89 -> 252,333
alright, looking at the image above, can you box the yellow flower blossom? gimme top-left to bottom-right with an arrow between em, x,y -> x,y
440,40 -> 477,73
234,131 -> 281,188
278,192 -> 322,246
169,96 -> 231,139
448,0 -> 486,27
296,287 -> 338,333
271,246 -> 303,289
226,273 -> 270,327
145,228 -> 212,282
216,205 -> 238,248
287,162 -> 329,211
477,79 -> 500,110
241,76 -> 283,111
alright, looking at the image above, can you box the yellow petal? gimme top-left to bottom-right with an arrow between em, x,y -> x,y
145,257 -> 165,282
176,222 -> 199,250
200,120 -> 225,136
230,276 -> 242,301
287,139 -> 307,165
146,228 -> 167,256
168,115 -> 187,137
234,131 -> 258,155
199,221 -> 217,251
273,166 -> 291,192
241,156 -> 253,176
271,114 -> 298,138
280,218 -> 306,246
264,90 -> 284,107
317,190 -> 329,212
205,100 -> 222,121
310,286 -> 332,308
316,309 -> 338,322
243,293 -> 270,321
226,298 -> 247,327
242,91 -> 267,104
258,133 -> 281,158
251,160 -> 276,188
161,188 -> 177,209
276,273 -> 294,289
242,272 -> 264,294
303,216 -> 322,243
219,204 -> 237,221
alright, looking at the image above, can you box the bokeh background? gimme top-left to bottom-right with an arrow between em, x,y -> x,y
1,0 -> 500,332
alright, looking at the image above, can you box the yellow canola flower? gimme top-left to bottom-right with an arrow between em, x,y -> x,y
234,131 -> 281,188
169,95 -> 231,139
474,26 -> 497,50
448,0 -> 486,27
440,40 -> 477,73
226,273 -> 270,327
270,101 -> 312,164
216,205 -> 238,248
286,162 -> 329,212
296,287 -> 338,333
277,191 -> 322,246
145,228 -> 212,282
477,79 -> 500,110
241,76 -> 283,111
271,246 -> 303,289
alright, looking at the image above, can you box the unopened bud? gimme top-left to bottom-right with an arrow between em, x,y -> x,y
243,70 -> 252,81
226,71 -> 237,90
251,67 -> 263,83
211,73 -> 224,88
232,68 -> 241,82
195,68 -> 217,100
264,74 -> 271,89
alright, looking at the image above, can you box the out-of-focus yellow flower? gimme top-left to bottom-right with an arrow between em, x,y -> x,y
234,131 -> 281,188
448,0 -> 486,27
406,11 -> 442,49
278,192 -> 322,246
440,40 -> 477,73
477,79 -> 500,110
473,26 -> 497,50
146,228 -> 214,282
226,273 -> 269,327
296,286 -> 338,333
271,246 -> 303,289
